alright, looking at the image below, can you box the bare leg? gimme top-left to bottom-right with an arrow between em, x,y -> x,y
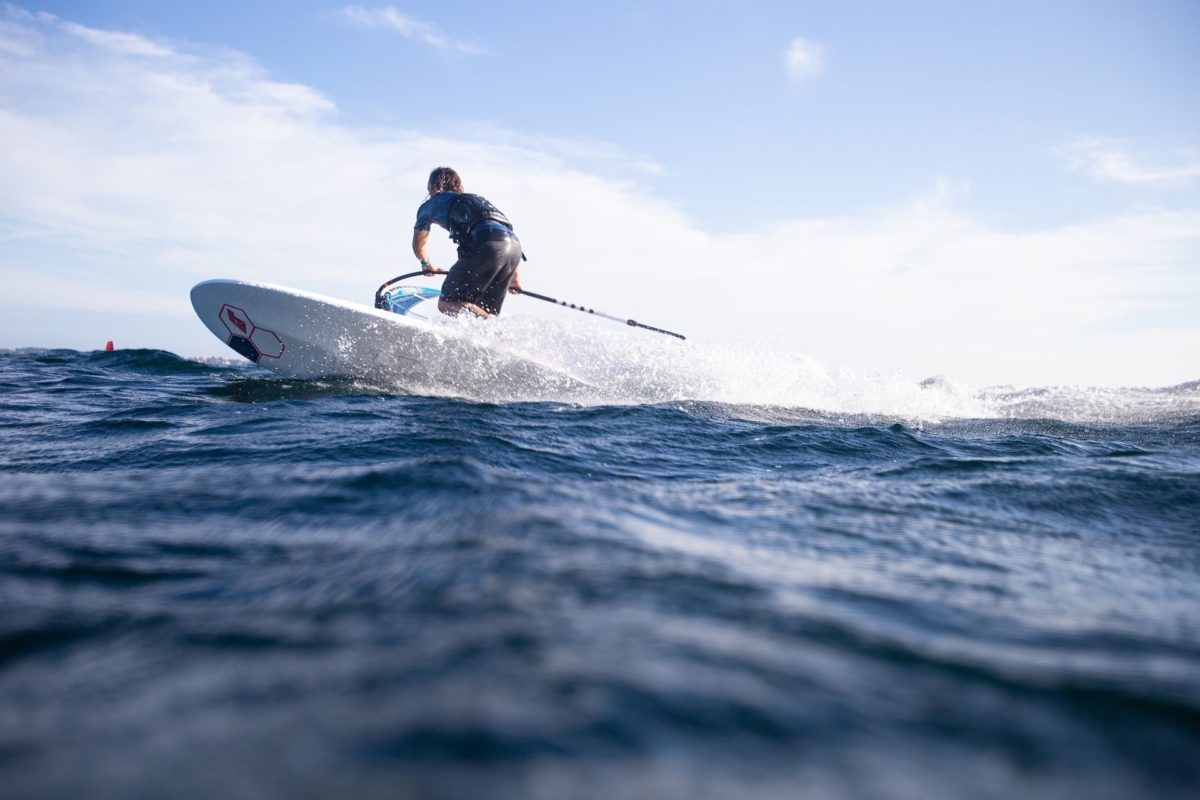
439,299 -> 491,319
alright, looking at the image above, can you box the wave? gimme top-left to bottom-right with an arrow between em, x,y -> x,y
3,347 -> 243,376
6,333 -> 1198,424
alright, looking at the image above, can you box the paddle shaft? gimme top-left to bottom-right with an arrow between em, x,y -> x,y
516,289 -> 686,340
375,271 -> 686,340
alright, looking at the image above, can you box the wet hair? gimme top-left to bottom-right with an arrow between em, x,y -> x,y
427,167 -> 463,195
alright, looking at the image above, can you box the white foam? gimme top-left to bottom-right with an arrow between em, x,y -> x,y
387,314 -> 1200,424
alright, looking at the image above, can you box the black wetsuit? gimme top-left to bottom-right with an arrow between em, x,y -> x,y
414,192 -> 523,315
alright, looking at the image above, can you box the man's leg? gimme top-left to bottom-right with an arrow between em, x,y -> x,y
437,299 -> 490,318
439,241 -> 511,318
475,239 -> 523,315
438,249 -> 494,318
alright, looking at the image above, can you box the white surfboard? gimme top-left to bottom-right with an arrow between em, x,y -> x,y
190,279 -> 594,397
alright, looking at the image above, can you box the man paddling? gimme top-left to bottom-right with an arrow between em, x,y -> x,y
412,167 -> 524,318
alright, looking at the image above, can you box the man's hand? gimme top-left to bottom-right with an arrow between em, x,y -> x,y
508,268 -> 522,294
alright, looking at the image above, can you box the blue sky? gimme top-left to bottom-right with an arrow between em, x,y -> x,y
36,0 -> 1200,228
1,1 -> 1198,386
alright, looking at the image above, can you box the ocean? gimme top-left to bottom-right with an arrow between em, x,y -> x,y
2,337 -> 1198,799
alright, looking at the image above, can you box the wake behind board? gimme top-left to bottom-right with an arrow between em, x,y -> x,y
190,279 -> 594,396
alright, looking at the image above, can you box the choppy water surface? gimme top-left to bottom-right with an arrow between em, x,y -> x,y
1,347 -> 1198,799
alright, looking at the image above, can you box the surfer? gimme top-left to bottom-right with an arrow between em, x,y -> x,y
412,167 -> 524,318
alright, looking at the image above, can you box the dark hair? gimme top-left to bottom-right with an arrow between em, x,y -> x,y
427,167 -> 463,195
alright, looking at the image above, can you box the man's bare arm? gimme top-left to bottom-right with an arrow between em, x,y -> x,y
412,229 -> 435,272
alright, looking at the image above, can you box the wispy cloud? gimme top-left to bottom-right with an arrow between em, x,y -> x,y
785,37 -> 824,83
0,20 -> 38,56
1060,137 -> 1200,186
1,2 -> 46,55
341,5 -> 484,54
466,127 -> 667,177
60,20 -> 173,57
1,2 -> 48,24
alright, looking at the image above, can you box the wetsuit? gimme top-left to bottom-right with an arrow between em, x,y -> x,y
414,192 -> 523,315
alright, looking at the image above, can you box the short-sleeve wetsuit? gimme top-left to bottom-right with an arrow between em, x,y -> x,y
414,192 -> 523,315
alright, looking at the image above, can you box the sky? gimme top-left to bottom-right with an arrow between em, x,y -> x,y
1,0 -> 1198,387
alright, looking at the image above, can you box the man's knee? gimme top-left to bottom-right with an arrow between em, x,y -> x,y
439,299 -> 489,318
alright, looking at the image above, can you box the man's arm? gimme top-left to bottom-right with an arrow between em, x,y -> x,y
412,229 -> 436,273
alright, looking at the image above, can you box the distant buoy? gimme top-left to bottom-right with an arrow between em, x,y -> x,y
105,341 -> 114,351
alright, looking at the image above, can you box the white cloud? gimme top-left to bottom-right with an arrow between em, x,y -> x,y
341,5 -> 483,54
462,127 -> 667,177
3,267 -> 188,317
1060,137 -> 1200,186
60,20 -> 174,57
0,19 -> 38,55
785,37 -> 824,83
0,3 -> 45,55
0,11 -> 1197,388
2,3 -> 41,23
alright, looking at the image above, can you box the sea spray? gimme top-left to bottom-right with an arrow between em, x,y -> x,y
381,315 -> 1200,423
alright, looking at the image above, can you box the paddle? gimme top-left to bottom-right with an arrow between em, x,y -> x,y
513,288 -> 686,340
374,271 -> 686,340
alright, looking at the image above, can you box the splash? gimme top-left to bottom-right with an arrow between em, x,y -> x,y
979,381 -> 1200,425
375,315 -> 1200,424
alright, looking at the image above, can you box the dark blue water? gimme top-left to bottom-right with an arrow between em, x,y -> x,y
2,348 -> 1199,799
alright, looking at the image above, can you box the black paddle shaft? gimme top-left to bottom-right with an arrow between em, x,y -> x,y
516,289 -> 686,340
374,272 -> 686,340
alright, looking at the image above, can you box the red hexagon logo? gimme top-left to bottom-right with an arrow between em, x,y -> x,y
216,304 -> 285,362
220,305 -> 252,337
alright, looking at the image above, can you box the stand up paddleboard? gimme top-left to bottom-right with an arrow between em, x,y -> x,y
190,279 -> 593,395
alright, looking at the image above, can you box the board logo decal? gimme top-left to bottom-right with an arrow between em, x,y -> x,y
226,308 -> 248,334
217,304 -> 285,364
